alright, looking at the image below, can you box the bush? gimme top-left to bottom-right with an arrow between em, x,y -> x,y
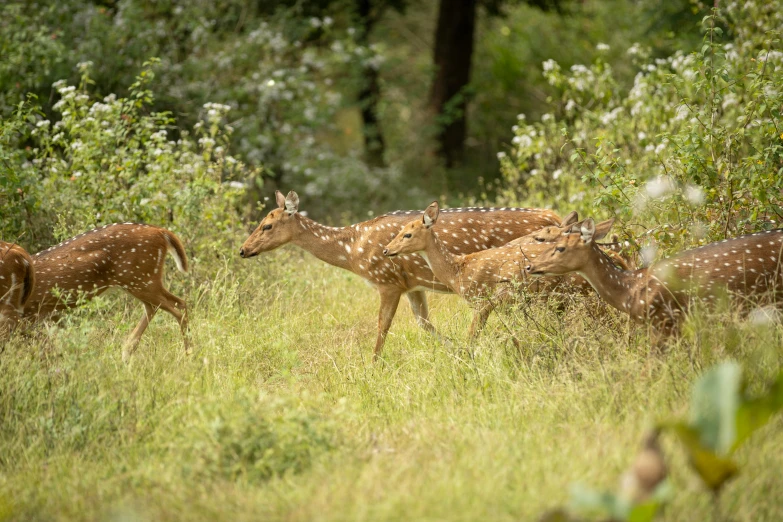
498,1 -> 783,254
178,393 -> 336,484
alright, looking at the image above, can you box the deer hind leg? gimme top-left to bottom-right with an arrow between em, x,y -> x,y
406,290 -> 437,334
375,286 -> 403,359
127,286 -> 190,356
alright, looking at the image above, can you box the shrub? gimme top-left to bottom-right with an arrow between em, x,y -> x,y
499,1 -> 783,254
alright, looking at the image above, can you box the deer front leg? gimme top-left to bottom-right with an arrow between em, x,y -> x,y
122,302 -> 157,362
406,290 -> 436,334
468,300 -> 495,340
375,285 -> 403,359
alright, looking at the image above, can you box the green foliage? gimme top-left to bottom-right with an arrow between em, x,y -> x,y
662,362 -> 783,493
543,361 -> 783,521
180,393 -> 336,484
499,1 -> 783,253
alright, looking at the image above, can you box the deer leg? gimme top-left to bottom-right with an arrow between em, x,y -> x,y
127,287 -> 190,355
375,286 -> 402,359
122,302 -> 157,361
406,290 -> 436,334
468,301 -> 494,340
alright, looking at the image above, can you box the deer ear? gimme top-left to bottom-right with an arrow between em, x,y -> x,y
561,210 -> 579,227
580,218 -> 596,242
592,218 -> 615,241
275,190 -> 286,209
284,191 -> 299,215
564,218 -> 587,235
423,201 -> 440,228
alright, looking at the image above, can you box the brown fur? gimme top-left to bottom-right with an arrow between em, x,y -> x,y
0,241 -> 35,340
527,220 -> 783,342
240,190 -> 562,357
25,223 -> 189,359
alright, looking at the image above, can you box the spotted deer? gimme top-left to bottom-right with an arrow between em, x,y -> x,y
24,223 -> 189,359
0,241 -> 35,341
382,202 -> 624,338
240,190 -> 561,356
525,219 -> 783,342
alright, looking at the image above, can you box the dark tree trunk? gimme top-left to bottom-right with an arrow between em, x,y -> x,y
429,0 -> 477,168
357,0 -> 386,167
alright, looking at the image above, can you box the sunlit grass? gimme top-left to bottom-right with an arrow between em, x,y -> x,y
1,250 -> 782,521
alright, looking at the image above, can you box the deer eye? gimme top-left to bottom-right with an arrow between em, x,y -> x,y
403,233 -> 412,239
262,224 -> 272,231
555,246 -> 566,253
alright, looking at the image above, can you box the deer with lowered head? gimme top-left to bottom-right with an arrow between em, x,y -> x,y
240,190 -> 563,357
382,202 -> 620,339
24,223 -> 189,359
525,218 -> 783,342
0,241 -> 35,342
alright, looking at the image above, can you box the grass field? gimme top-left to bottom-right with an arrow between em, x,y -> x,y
1,245 -> 782,522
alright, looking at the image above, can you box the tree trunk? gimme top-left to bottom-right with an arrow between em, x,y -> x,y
357,0 -> 386,168
429,0 -> 477,168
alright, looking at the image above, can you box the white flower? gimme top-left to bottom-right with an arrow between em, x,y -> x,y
497,152 -> 507,160
654,142 -> 666,155
645,175 -> 674,198
516,113 -> 526,121
685,185 -> 705,205
637,131 -> 647,140
542,59 -> 558,72
36,120 -> 50,128
565,99 -> 577,113
640,245 -> 657,266
596,43 -> 610,52
552,169 -> 563,180
309,17 -> 322,28
541,113 -> 553,122
228,181 -> 245,189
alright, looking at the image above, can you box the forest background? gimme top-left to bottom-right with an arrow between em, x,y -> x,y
2,1 -> 783,521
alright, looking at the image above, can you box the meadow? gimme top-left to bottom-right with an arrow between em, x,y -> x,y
1,240 -> 782,522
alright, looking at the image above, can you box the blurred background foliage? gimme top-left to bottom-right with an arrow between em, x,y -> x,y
1,0 -> 780,260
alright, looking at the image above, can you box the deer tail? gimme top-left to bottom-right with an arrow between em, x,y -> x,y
163,230 -> 188,273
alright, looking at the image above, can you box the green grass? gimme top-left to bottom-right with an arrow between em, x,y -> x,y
1,248 -> 782,521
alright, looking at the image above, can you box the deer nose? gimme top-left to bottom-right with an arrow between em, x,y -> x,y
239,248 -> 246,258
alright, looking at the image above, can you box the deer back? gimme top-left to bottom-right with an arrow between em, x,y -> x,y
25,223 -> 186,317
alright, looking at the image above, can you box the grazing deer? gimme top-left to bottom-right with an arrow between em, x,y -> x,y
382,202 -> 624,339
0,241 -> 35,341
24,223 -> 189,359
525,219 -> 783,341
240,190 -> 561,357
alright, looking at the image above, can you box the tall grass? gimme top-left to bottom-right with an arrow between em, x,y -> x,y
1,248 -> 781,521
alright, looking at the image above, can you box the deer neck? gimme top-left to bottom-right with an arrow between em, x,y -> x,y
578,244 -> 646,314
291,215 -> 356,271
418,232 -> 461,288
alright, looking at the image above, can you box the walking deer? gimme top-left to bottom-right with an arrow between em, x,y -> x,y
382,202 -> 621,338
0,241 -> 35,341
24,223 -> 189,359
525,219 -> 783,342
239,190 -> 561,357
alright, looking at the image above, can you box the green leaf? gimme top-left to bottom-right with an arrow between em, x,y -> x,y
569,483 -> 630,520
662,421 -> 738,492
689,361 -> 742,454
733,370 -> 783,452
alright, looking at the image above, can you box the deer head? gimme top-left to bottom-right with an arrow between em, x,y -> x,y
383,201 -> 440,257
240,190 -> 301,258
526,218 -> 614,275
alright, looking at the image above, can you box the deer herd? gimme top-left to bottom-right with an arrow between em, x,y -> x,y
2,189 -> 783,358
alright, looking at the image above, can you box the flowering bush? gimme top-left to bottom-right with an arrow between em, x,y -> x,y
2,60 -> 254,255
498,1 -> 783,254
